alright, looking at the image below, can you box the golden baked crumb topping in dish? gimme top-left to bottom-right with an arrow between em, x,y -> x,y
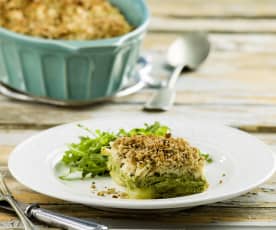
0,0 -> 133,40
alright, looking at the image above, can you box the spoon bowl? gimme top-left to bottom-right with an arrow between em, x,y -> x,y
167,32 -> 210,69
144,32 -> 210,111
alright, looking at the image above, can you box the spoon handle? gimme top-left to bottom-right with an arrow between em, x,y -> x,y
167,64 -> 184,89
143,64 -> 183,111
143,88 -> 176,111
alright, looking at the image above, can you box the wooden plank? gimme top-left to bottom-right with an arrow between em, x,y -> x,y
0,99 -> 92,128
17,206 -> 276,225
2,101 -> 276,131
0,221 -> 275,230
0,205 -> 276,227
148,0 -> 276,18
143,34 -> 276,108
0,145 -> 11,165
149,17 -> 276,34
144,33 -> 276,53
118,89 -> 276,106
0,130 -> 38,145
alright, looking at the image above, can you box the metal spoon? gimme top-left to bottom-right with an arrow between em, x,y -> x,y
143,32 -> 210,111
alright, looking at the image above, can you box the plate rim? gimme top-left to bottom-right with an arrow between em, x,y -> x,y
8,117 -> 276,210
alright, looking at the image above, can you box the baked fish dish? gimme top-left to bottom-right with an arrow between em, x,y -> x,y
106,135 -> 208,199
60,122 -> 209,199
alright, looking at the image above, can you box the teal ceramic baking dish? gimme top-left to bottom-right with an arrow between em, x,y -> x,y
0,0 -> 149,101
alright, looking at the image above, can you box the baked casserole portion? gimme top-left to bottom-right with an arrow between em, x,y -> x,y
0,0 -> 132,40
106,135 -> 208,199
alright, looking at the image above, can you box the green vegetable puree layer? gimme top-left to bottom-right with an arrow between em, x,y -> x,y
108,158 -> 208,199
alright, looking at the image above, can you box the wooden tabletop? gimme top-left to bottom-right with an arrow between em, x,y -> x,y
1,0 -> 276,229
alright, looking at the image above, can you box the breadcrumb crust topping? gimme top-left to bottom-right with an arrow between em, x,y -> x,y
112,135 -> 205,176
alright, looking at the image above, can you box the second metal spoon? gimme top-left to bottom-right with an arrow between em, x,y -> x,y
143,32 -> 210,111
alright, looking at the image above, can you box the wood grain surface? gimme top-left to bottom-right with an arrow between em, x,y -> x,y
0,0 -> 276,229
148,0 -> 276,18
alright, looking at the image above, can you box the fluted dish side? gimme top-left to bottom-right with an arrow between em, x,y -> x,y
0,0 -> 149,100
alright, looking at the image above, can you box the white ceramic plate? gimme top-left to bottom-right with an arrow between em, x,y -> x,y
8,116 -> 276,211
